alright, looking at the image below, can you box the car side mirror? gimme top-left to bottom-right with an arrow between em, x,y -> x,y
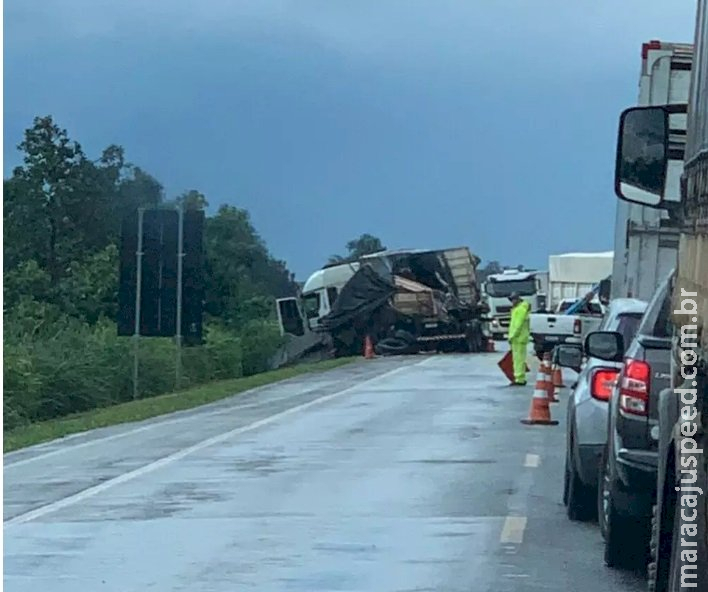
555,345 -> 583,373
585,331 -> 624,363
614,105 -> 685,208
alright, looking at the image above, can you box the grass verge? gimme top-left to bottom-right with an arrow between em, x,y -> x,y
4,357 -> 356,453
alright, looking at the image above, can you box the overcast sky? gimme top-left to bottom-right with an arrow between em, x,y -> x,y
4,0 -> 698,278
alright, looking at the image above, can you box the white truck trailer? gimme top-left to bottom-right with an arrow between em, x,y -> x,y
611,41 -> 692,302
548,252 -> 614,309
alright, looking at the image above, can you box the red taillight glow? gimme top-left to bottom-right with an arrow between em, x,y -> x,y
619,359 -> 651,416
591,369 -> 619,401
573,319 -> 582,335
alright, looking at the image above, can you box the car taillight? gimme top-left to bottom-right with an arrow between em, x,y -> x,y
619,359 -> 650,416
591,368 -> 619,401
573,318 -> 581,335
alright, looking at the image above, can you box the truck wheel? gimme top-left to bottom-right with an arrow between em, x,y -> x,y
648,471 -> 676,592
666,468 -> 708,591
647,504 -> 661,592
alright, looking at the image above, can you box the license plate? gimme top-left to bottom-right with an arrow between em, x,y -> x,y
424,323 -> 438,329
545,336 -> 560,342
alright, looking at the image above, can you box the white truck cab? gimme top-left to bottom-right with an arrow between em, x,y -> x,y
277,262 -> 360,336
300,262 -> 360,329
483,270 -> 547,339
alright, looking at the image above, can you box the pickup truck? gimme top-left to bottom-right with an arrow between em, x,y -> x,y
530,299 -> 604,359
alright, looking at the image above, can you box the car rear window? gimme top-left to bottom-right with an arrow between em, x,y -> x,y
615,313 -> 643,348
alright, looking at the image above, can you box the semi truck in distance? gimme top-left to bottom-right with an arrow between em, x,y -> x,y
482,269 -> 548,340
613,7 -> 707,589
276,247 -> 491,358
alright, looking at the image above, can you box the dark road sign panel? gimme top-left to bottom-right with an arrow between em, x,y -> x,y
118,208 -> 204,340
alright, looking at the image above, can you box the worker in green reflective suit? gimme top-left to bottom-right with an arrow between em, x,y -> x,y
507,293 -> 530,386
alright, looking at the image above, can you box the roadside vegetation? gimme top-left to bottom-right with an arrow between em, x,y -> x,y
3,115 -> 317,435
4,358 -> 354,452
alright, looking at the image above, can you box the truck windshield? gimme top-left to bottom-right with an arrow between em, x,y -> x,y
302,293 -> 320,319
486,279 -> 536,297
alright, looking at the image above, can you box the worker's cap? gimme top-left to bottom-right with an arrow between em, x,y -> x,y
508,292 -> 521,302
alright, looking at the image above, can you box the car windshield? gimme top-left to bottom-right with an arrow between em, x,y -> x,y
486,278 -> 536,297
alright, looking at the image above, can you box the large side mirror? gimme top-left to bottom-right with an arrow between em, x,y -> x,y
614,105 -> 685,208
584,331 -> 624,363
555,345 -> 583,373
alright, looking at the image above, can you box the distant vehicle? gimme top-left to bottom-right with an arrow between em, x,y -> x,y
529,301 -> 605,360
559,298 -> 648,522
589,274 -> 673,568
548,252 -> 614,310
482,270 -> 548,339
276,247 -> 490,357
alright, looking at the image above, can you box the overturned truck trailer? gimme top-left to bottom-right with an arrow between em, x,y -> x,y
318,247 -> 491,357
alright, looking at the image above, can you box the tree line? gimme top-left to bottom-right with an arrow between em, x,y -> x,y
3,116 -> 298,429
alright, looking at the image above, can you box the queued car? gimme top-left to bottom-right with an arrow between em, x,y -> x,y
588,273 -> 674,568
561,298 -> 648,522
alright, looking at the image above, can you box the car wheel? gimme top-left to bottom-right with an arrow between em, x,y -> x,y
566,447 -> 596,522
563,455 -> 570,507
598,448 -> 633,568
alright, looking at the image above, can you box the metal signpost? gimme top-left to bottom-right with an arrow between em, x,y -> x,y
132,208 -> 145,400
119,205 -> 202,400
175,205 -> 184,391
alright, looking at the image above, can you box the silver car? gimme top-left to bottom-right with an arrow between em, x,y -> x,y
562,298 -> 647,521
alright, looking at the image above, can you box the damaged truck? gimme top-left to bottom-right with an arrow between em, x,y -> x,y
275,247 -> 491,359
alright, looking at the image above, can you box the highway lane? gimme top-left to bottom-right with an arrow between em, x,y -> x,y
4,353 -> 644,591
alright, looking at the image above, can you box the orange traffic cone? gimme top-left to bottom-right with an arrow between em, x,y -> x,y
552,363 -> 565,388
521,365 -> 559,426
543,353 -> 558,403
364,336 -> 375,359
486,339 -> 496,353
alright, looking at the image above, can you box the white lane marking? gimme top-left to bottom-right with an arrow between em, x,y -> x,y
4,369 -> 362,468
500,516 -> 527,544
5,362 -> 421,527
503,574 -> 530,578
524,454 -> 540,468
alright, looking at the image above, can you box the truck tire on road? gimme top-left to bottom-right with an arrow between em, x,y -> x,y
666,476 -> 708,591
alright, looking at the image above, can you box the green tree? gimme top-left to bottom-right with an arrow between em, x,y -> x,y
177,189 -> 209,211
204,205 -> 295,327
478,260 -> 503,281
346,233 -> 385,258
328,233 -> 386,264
5,116 -> 87,285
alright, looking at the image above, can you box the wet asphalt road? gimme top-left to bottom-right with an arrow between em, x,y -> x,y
4,352 -> 645,591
